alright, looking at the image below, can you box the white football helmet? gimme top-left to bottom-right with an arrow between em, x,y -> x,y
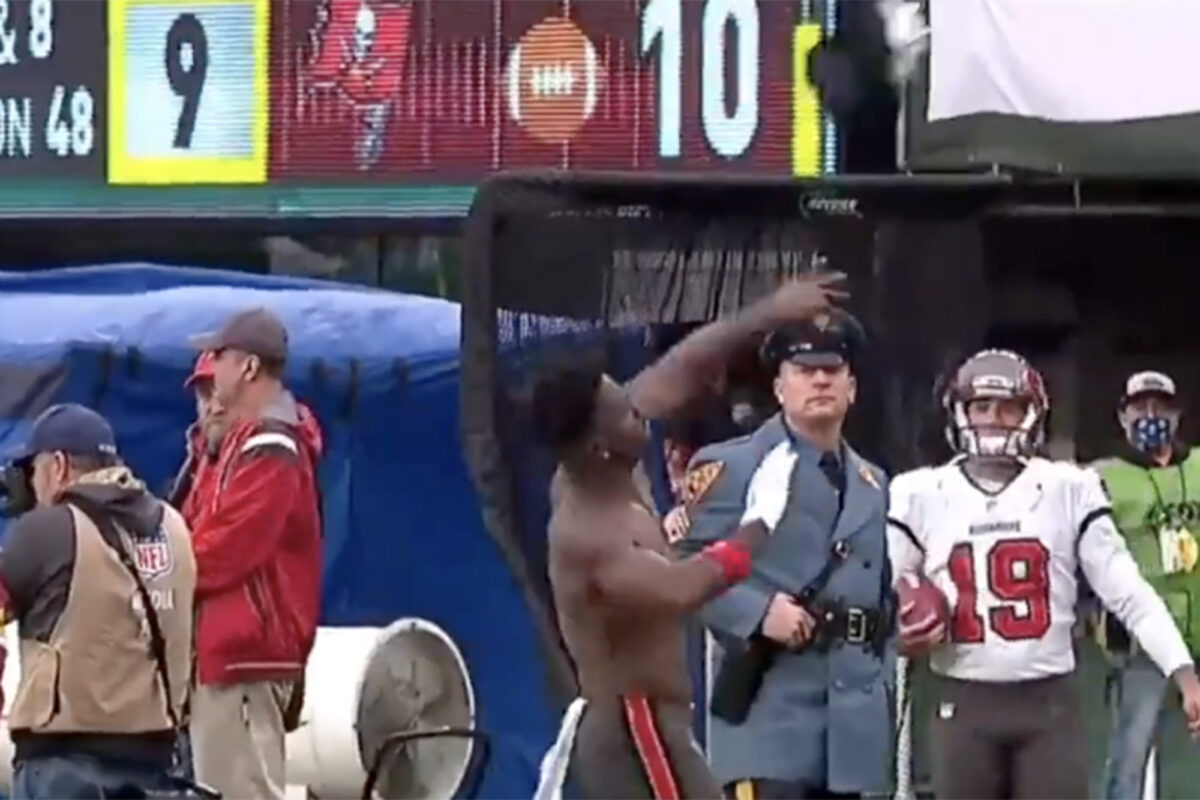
942,349 -> 1048,459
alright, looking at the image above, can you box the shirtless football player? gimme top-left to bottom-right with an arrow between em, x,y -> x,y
533,274 -> 846,800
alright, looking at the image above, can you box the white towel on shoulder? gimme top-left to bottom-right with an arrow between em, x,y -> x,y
533,697 -> 588,800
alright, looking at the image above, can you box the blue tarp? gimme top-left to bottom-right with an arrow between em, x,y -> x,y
0,264 -> 555,798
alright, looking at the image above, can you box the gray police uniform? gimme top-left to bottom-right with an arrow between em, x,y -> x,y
681,421 -> 892,796
677,313 -> 893,799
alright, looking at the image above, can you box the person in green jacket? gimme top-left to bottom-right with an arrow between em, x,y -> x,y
1096,370 -> 1200,800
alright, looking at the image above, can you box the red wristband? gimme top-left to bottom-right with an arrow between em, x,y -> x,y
700,540 -> 752,584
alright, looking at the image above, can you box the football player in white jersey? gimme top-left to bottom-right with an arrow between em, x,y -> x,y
887,349 -> 1200,800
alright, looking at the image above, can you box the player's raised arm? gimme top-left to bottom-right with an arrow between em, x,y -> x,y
1075,468 -> 1194,680
627,273 -> 849,421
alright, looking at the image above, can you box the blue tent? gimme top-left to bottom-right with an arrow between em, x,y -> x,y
0,264 -> 555,797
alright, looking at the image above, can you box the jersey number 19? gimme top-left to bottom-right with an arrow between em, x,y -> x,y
948,538 -> 1052,643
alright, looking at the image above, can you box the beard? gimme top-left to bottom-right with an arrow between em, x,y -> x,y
203,421 -> 227,454
212,379 -> 243,412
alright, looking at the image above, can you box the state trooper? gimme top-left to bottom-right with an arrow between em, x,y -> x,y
676,310 -> 893,799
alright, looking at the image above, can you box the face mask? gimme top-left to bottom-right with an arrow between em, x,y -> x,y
1131,415 -> 1173,452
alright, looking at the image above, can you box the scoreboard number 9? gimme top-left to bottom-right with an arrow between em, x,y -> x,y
641,0 -> 760,161
107,0 -> 268,185
164,12 -> 207,149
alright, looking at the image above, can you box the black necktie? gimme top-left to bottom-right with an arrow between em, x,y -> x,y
816,450 -> 844,494
820,450 -> 849,520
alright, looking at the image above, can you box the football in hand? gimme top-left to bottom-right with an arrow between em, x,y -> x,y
896,572 -> 949,638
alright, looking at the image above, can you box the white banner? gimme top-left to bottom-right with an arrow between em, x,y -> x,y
928,0 -> 1200,123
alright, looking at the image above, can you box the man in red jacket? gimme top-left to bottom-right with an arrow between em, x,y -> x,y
186,308 -> 323,800
167,351 -> 227,517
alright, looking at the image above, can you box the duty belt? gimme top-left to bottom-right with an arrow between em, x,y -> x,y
710,536 -> 895,725
807,602 -> 885,651
796,539 -> 889,652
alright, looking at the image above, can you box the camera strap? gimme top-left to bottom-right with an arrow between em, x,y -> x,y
68,495 -> 182,734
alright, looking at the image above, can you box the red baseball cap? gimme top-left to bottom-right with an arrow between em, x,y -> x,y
185,351 -> 217,388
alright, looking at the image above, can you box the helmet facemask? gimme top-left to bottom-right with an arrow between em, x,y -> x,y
942,350 -> 1048,462
950,394 -> 1043,460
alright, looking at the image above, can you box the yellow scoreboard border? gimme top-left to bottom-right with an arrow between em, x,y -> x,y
108,0 -> 269,185
791,22 -> 823,178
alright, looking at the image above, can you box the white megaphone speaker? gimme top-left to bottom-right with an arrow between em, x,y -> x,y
286,618 -> 485,799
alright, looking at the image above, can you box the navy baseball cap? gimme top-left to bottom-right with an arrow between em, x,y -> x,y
7,404 -> 118,466
760,310 -> 867,370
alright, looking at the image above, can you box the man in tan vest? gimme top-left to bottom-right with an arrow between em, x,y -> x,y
0,404 -> 197,799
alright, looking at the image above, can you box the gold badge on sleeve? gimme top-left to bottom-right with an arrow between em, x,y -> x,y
683,461 -> 724,505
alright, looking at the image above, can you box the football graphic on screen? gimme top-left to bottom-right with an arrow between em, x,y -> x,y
505,17 -> 602,145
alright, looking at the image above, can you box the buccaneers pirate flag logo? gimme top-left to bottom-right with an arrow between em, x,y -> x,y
305,0 -> 413,169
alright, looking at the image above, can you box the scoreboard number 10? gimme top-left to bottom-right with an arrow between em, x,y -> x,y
641,0 -> 761,160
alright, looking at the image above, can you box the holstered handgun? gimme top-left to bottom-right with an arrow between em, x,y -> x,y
709,636 -> 779,724
808,598 -> 851,653
708,541 -> 853,724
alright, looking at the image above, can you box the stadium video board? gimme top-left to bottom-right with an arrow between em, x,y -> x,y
0,0 -> 838,216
